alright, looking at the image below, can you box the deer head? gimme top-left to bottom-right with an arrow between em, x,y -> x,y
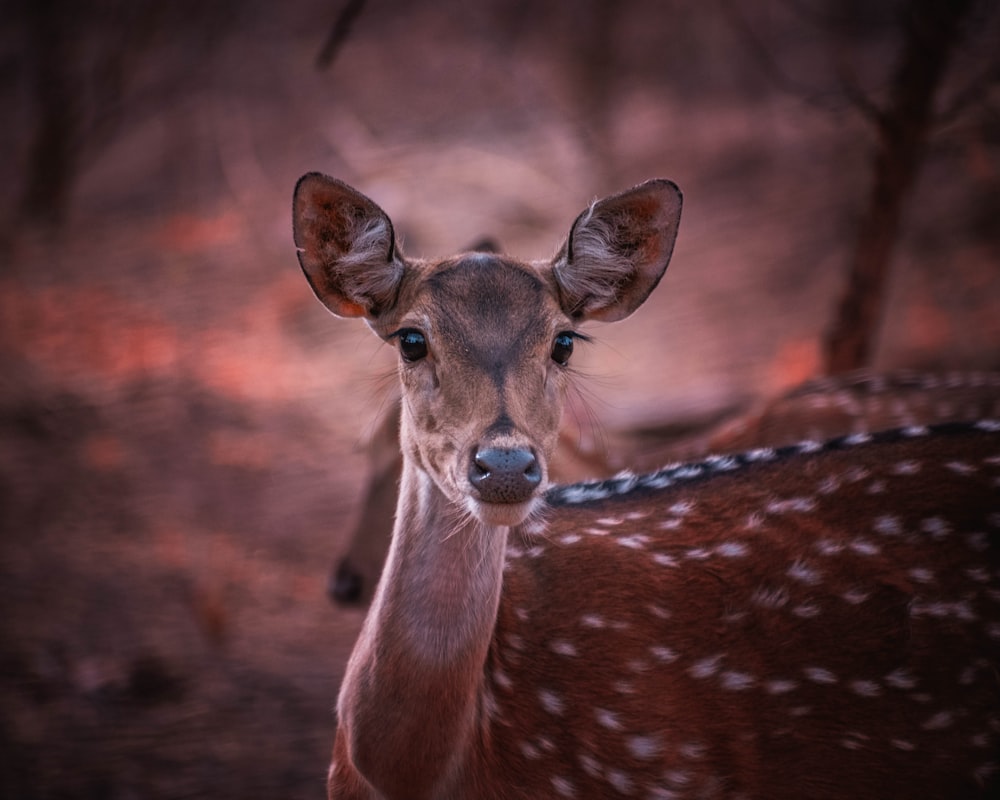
293,173 -> 682,528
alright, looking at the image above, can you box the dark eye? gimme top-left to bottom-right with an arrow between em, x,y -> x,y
551,332 -> 575,366
397,329 -> 428,362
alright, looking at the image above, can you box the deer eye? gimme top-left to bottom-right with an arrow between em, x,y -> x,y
397,329 -> 428,362
551,332 -> 575,366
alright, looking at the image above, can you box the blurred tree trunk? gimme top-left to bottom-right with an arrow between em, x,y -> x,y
823,0 -> 975,374
18,0 -> 82,227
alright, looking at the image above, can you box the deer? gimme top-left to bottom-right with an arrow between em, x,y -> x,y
293,173 -> 1000,800
329,370 -> 1000,608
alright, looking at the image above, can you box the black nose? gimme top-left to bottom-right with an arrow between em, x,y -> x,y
468,447 -> 541,504
329,560 -> 364,606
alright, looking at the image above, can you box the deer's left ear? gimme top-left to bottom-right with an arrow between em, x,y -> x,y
551,179 -> 682,322
293,173 -> 405,320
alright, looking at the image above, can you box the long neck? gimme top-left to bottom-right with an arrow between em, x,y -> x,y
336,455 -> 507,799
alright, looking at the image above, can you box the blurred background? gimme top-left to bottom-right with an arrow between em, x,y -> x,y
1,0 -> 998,796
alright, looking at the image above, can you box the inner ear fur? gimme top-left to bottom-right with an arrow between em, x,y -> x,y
552,179 -> 682,323
293,172 -> 405,319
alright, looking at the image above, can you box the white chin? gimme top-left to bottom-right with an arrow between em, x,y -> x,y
466,497 -> 538,527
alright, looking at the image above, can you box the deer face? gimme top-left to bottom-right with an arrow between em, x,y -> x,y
293,174 -> 682,527
384,254 -> 575,525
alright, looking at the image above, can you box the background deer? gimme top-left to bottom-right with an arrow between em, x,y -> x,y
293,173 -> 999,799
330,370 -> 1000,608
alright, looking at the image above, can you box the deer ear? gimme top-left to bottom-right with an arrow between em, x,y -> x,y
552,179 -> 682,322
293,173 -> 405,319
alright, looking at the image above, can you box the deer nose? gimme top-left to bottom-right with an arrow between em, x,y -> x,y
469,447 -> 541,504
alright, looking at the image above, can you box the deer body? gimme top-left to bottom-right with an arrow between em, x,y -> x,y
293,174 -> 999,799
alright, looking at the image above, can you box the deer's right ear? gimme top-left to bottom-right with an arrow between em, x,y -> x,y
551,179 -> 682,323
293,173 -> 405,319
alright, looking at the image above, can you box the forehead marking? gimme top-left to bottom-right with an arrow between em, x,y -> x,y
426,256 -> 551,387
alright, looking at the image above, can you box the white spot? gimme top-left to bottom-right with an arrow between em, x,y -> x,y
648,604 -> 672,619
787,559 -> 822,585
551,776 -> 576,797
539,689 -> 564,716
817,475 -> 840,495
792,602 -> 822,618
788,705 -> 812,717
804,667 -> 838,684
716,541 -> 749,558
844,432 -> 872,446
849,538 -> 880,556
902,425 -> 930,437
849,680 -> 882,697
745,512 -> 765,530
766,497 -> 817,514
922,710 -> 955,730
975,419 -> 1000,432
966,566 -> 990,583
891,460 -> 921,476
891,739 -> 916,751
873,514 -> 903,536
595,708 -> 623,730
840,737 -> 864,751
841,587 -> 872,605
550,640 -> 578,657
618,534 -> 648,550
583,527 -> 609,536
505,633 -> 525,651
946,461 -> 975,475
526,546 -> 545,558
684,547 -> 712,560
721,671 -> 756,691
751,585 -> 790,609
578,752 -> 601,778
625,509 -> 650,521
908,567 -> 935,583
844,465 -> 870,483
670,501 -> 695,515
628,658 -> 650,673
765,679 -> 799,695
649,645 -> 679,663
920,517 -> 950,540
493,667 -> 513,691
745,447 -> 777,462
581,613 -> 606,628
652,553 -> 680,568
884,668 -> 918,690
597,516 -> 624,527
664,769 -> 692,787
559,533 -> 582,545
658,518 -> 683,531
626,734 -> 663,760
520,741 -> 541,759
689,654 -> 723,679
796,440 -> 823,454
866,480 -> 886,494
966,532 -> 989,552
606,769 -> 633,795
679,742 -> 706,760
613,680 -> 635,694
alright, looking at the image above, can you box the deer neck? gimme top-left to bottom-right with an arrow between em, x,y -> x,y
337,445 -> 509,798
375,456 -> 507,659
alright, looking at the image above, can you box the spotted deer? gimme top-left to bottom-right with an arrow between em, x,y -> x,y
330,371 -> 1000,607
293,174 -> 1000,800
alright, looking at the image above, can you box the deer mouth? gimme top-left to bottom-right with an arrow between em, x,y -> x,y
464,494 -> 542,528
